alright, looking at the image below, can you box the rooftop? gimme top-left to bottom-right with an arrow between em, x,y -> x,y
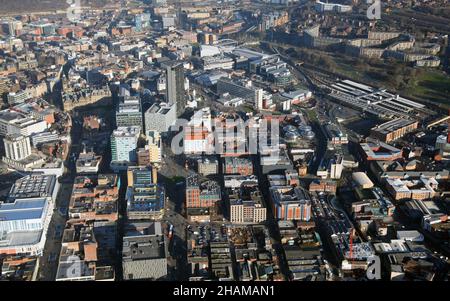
0,198 -> 47,222
122,234 -> 166,261
371,118 -> 418,135
8,174 -> 57,200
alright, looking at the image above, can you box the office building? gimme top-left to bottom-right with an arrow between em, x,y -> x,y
359,140 -> 402,161
197,156 -> 219,176
3,134 -> 31,161
255,88 -> 264,110
144,102 -> 176,134
122,221 -> 167,280
110,126 -> 140,170
224,175 -> 258,189
7,90 -> 32,105
184,108 -> 213,154
309,179 -> 337,194
0,109 -> 48,137
249,55 -> 293,86
260,11 -> 289,31
217,77 -> 258,103
329,155 -> 344,179
315,1 -> 352,13
164,61 -> 185,117
116,96 -> 143,129
385,177 -> 438,201
186,175 -> 221,208
209,241 -> 234,280
0,175 -> 58,256
127,165 -> 158,186
271,187 -> 312,221
56,221 -> 115,281
230,186 -> 267,224
202,55 -> 234,71
137,132 -> 162,165
324,123 -> 348,148
229,197 -> 264,223
126,166 -> 164,220
223,157 -> 253,176
69,174 -> 119,222
30,131 -> 59,147
76,151 -> 103,174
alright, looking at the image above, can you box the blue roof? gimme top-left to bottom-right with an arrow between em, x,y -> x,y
0,198 -> 47,221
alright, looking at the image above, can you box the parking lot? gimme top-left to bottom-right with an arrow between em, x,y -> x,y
187,223 -> 229,248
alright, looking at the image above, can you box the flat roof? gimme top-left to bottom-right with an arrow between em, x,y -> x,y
0,198 -> 47,221
0,229 -> 43,247
371,118 -> 417,135
122,235 -> 166,260
8,174 -> 56,200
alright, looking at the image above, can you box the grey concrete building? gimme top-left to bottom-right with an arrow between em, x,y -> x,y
122,221 -> 168,280
163,61 -> 185,117
144,102 -> 176,135
116,96 -> 143,129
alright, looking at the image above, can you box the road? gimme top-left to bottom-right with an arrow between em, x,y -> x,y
36,111 -> 83,280
158,142 -> 191,280
37,182 -> 72,281
261,42 -> 329,175
37,104 -> 114,280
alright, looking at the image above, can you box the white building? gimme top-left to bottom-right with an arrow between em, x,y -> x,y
7,90 -> 32,105
200,45 -> 221,57
255,89 -> 264,110
0,174 -> 59,256
315,1 -> 352,13
190,107 -> 213,130
352,172 -> 374,189
435,134 -> 450,157
144,102 -> 177,134
0,198 -> 53,256
110,126 -> 140,170
329,155 -> 344,179
30,131 -> 59,147
184,108 -> 213,154
230,199 -> 267,224
0,109 -> 48,137
3,134 -> 31,161
202,55 -> 234,71
76,152 -> 102,174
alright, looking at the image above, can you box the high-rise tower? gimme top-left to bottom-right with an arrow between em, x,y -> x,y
164,61 -> 185,117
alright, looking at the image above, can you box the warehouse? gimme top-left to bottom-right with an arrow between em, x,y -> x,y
370,118 -> 418,143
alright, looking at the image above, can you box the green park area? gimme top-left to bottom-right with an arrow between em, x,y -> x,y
404,71 -> 450,110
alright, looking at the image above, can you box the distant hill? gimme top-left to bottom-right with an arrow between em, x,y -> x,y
0,0 -> 111,15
